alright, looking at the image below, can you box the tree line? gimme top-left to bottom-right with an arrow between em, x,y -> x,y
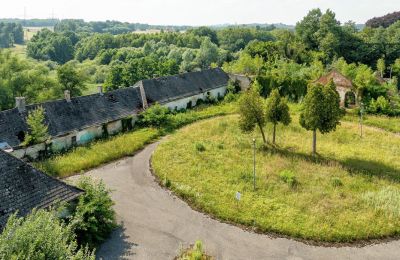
0,22 -> 23,47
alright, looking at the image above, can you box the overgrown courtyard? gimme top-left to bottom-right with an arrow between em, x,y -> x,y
152,114 -> 400,242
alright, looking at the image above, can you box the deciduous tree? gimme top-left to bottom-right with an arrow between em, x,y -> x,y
299,80 -> 342,155
238,88 -> 267,143
265,89 -> 291,144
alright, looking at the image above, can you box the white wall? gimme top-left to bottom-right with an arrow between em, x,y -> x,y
163,86 -> 227,110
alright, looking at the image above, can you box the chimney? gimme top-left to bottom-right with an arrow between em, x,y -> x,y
64,90 -> 71,102
15,97 -> 26,113
139,84 -> 148,109
98,86 -> 104,96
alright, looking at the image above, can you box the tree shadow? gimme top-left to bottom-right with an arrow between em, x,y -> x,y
263,145 -> 400,183
96,223 -> 138,260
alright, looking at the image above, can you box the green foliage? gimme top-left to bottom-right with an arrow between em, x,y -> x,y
139,103 -> 171,128
279,170 -> 298,188
23,106 -> 49,146
0,50 -> 60,111
57,63 -> 87,96
265,89 -> 291,143
237,88 -> 267,143
69,177 -> 117,249
177,240 -> 212,260
300,80 -> 342,153
331,177 -> 343,187
0,22 -> 23,47
195,143 -> 206,152
0,209 -> 94,259
368,96 -> 391,115
27,29 -> 76,64
377,58 -> 386,77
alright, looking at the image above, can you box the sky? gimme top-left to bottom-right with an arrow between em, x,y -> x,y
1,0 -> 399,26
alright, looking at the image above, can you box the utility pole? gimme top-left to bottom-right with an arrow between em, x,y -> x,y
253,138 -> 256,191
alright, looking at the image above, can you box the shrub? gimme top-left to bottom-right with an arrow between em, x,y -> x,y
177,240 -> 213,260
279,170 -> 298,188
223,92 -> 238,103
331,177 -> 343,187
368,96 -> 391,115
0,209 -> 94,259
139,103 -> 171,128
195,143 -> 206,152
69,176 -> 117,249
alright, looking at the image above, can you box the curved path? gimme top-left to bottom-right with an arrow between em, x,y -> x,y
72,142 -> 400,260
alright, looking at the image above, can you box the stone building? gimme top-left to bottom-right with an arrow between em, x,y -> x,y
0,149 -> 83,230
0,68 -> 230,158
315,70 -> 355,107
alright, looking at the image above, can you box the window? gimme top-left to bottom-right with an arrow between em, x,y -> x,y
17,131 -> 25,142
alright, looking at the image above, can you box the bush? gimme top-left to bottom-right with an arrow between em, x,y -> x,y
139,103 -> 171,128
69,176 -> 117,249
0,209 -> 94,259
177,240 -> 213,260
195,143 -> 206,152
368,96 -> 391,115
331,177 -> 343,187
279,170 -> 298,188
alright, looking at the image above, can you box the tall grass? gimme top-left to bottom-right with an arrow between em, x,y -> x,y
36,128 -> 160,177
152,115 -> 400,242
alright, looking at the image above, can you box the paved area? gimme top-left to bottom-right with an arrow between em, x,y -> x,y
70,142 -> 400,260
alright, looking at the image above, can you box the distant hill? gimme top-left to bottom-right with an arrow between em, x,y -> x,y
366,11 -> 400,28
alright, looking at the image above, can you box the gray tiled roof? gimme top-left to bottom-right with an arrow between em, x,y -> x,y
0,150 -> 83,229
137,68 -> 229,105
0,87 -> 143,147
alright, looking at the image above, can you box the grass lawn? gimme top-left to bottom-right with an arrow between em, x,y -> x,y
343,109 -> 400,134
152,114 -> 400,242
36,101 -> 237,178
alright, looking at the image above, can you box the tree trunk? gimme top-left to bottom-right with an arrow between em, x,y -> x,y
258,124 -> 267,144
272,123 -> 276,144
312,129 -> 317,156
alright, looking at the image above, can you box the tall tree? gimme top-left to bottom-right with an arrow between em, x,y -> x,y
265,89 -> 291,144
299,80 -> 342,155
377,58 -> 386,77
237,88 -> 267,143
22,106 -> 49,146
57,63 -> 87,96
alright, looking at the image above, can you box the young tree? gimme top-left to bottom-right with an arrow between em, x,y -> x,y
265,89 -> 291,144
139,103 -> 171,128
57,63 -> 87,96
23,106 -> 49,146
69,177 -> 117,249
299,80 -> 342,155
377,58 -> 386,77
238,88 -> 267,143
0,210 -> 94,259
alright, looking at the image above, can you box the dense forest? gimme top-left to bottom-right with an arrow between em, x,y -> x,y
1,9 -> 400,115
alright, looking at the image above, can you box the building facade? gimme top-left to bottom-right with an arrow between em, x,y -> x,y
0,68 -> 230,159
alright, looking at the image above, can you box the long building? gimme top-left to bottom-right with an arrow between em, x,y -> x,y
0,68 -> 230,159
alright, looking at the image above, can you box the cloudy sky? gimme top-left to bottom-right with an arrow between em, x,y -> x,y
1,0 -> 399,25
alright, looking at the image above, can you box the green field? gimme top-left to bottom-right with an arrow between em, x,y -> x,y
152,114 -> 400,242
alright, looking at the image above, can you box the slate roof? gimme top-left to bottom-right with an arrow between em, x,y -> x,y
315,70 -> 353,89
0,150 -> 83,229
0,87 -> 143,147
136,68 -> 229,105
